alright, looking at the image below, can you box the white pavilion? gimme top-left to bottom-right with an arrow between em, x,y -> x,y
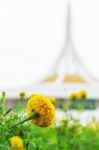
30,4 -> 99,100
2,4 -> 99,100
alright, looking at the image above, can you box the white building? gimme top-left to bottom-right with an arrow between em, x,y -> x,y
30,4 -> 99,100
3,4 -> 99,100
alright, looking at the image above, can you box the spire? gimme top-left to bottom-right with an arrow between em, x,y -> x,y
51,3 -> 73,74
47,3 -> 96,84
66,3 -> 71,42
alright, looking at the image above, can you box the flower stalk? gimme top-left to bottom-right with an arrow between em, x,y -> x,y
2,91 -> 6,114
17,91 -> 26,112
11,112 -> 39,128
4,108 -> 12,116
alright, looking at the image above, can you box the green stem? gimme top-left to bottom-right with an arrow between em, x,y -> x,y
4,108 -> 12,116
2,95 -> 6,114
11,112 -> 38,128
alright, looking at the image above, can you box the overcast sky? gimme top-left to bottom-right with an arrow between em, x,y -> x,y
0,0 -> 99,88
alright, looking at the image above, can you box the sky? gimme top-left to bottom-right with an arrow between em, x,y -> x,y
0,0 -> 99,88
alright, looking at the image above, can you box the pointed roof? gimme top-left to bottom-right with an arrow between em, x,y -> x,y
42,4 -> 97,84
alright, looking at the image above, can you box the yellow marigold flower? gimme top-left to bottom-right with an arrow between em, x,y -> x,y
27,94 -> 55,127
30,95 -> 56,103
10,136 -> 24,149
19,91 -> 26,98
77,90 -> 87,99
29,94 -> 36,98
69,93 -> 78,100
49,97 -> 56,103
86,123 -> 96,132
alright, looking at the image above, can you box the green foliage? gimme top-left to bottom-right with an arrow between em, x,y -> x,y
0,92 -> 99,150
1,111 -> 99,150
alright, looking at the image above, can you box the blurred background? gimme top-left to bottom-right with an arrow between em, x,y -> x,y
0,0 -> 99,88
